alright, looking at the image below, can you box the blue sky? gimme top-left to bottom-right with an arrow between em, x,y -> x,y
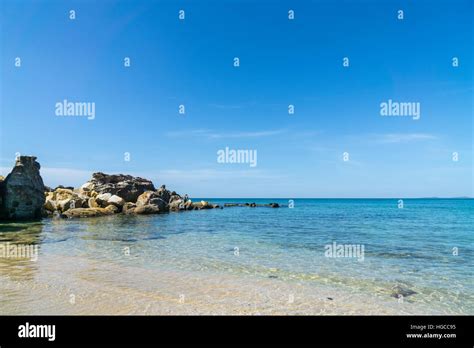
1,0 -> 472,198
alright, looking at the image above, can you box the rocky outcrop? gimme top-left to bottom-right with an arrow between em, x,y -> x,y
82,172 -> 155,203
0,156 -> 283,221
39,167 -> 277,219
0,156 -> 45,220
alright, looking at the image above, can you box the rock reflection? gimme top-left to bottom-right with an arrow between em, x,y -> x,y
0,221 -> 43,282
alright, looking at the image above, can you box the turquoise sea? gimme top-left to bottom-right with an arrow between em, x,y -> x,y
0,198 -> 473,314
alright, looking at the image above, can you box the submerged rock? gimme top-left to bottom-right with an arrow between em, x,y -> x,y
390,285 -> 417,298
0,156 -> 45,220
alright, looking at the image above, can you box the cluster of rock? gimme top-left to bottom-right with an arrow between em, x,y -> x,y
44,172 -> 221,218
0,156 -> 45,220
0,156 -> 280,221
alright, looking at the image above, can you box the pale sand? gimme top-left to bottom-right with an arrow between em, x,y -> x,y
0,253 -> 441,315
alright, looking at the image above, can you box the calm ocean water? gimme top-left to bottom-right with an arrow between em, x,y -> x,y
1,198 -> 473,314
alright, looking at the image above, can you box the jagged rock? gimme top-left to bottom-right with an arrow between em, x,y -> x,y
44,198 -> 57,212
269,203 -> 280,208
105,205 -> 119,214
0,156 -> 45,220
136,191 -> 168,211
80,182 -> 95,192
156,185 -> 171,203
43,188 -> 88,213
54,188 -> 74,201
107,195 -> 125,208
83,172 -> 155,203
185,200 -> 193,210
122,202 -> 136,214
169,194 -> 182,204
133,204 -> 161,215
169,199 -> 185,211
88,197 -> 99,208
96,193 -> 112,207
61,207 -> 115,218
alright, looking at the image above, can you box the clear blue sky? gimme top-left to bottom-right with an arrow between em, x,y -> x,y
1,0 -> 472,198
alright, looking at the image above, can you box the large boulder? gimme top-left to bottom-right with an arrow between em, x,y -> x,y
44,187 -> 88,213
106,195 -> 125,208
136,191 -> 168,211
82,172 -> 155,203
95,193 -> 112,207
0,156 -> 45,220
133,204 -> 161,215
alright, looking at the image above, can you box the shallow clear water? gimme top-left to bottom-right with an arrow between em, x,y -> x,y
0,198 -> 473,314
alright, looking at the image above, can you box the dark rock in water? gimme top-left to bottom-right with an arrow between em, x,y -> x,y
327,297 -> 333,300
249,202 -> 257,207
199,201 -> 213,209
270,203 -> 280,208
268,275 -> 278,279
157,185 -> 172,203
85,172 -> 155,203
0,156 -> 45,220
390,285 -> 417,298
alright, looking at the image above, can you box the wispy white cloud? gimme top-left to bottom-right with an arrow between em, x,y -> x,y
375,133 -> 437,144
154,168 -> 283,181
166,129 -> 287,139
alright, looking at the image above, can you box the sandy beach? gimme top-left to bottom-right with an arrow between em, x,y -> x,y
0,252 -> 450,316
